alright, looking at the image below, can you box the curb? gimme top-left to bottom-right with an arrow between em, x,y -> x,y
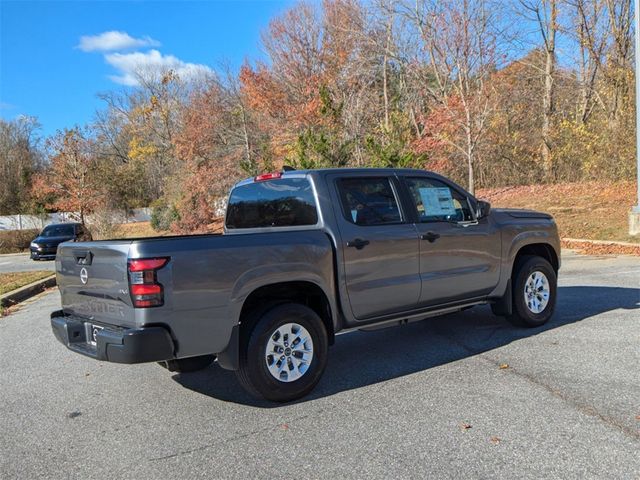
562,237 -> 639,247
1,275 -> 56,308
0,252 -> 29,257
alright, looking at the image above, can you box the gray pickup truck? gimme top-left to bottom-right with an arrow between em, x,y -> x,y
51,168 -> 560,402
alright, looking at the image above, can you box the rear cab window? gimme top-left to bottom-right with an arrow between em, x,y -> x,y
225,177 -> 319,230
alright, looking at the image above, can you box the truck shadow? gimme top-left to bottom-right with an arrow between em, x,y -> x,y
172,285 -> 640,407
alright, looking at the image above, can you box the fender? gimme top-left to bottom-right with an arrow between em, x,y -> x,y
217,265 -> 337,371
229,259 -> 339,332
488,223 -> 560,300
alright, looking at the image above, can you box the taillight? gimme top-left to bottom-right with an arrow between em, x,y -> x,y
128,257 -> 169,308
254,172 -> 282,182
129,258 -> 168,271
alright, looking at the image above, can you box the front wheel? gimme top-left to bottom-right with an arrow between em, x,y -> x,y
236,303 -> 328,402
507,255 -> 557,328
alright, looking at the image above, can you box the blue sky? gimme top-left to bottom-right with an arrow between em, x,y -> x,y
0,0 -> 294,136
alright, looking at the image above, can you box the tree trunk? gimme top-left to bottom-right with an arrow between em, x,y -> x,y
240,103 -> 253,172
605,0 -> 632,126
466,125 -> 475,195
382,14 -> 393,134
542,0 -> 558,180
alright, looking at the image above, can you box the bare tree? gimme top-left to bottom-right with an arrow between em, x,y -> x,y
568,0 -> 608,123
402,0 -> 500,194
0,116 -> 43,214
604,0 -> 633,123
567,0 -> 632,125
519,0 -> 559,179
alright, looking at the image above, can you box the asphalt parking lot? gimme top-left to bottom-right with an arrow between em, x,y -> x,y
0,253 -> 55,274
0,251 -> 638,479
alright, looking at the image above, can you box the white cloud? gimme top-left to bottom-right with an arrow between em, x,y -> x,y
77,31 -> 160,52
104,49 -> 213,86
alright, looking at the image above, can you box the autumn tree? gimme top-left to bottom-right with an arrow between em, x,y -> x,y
602,0 -> 634,124
14,0 -> 635,235
0,116 -> 43,214
95,69 -> 194,202
172,71 -> 269,231
517,0 -> 559,179
569,0 -> 608,124
32,127 -> 104,224
403,0 -> 502,194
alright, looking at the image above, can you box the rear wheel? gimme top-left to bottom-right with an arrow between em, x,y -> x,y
236,303 -> 328,402
507,255 -> 557,328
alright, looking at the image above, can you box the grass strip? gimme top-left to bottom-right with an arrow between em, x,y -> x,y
0,270 -> 54,296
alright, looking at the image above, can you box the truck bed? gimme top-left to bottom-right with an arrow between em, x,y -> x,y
56,229 -> 335,358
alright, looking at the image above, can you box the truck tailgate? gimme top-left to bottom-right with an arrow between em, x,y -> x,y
56,241 -> 136,327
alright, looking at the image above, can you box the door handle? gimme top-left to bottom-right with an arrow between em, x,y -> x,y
420,232 -> 440,243
347,238 -> 370,250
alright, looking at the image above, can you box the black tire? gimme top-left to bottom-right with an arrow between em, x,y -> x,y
236,303 -> 328,402
158,354 -> 216,373
507,255 -> 557,328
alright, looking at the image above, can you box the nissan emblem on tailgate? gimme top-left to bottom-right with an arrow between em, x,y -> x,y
80,267 -> 88,284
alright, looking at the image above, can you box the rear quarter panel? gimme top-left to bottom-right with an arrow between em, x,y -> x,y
131,230 -> 336,357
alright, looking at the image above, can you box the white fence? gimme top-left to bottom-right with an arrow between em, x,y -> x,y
0,208 -> 151,231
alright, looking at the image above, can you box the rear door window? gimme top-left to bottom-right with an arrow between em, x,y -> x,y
337,177 -> 402,226
225,177 -> 318,229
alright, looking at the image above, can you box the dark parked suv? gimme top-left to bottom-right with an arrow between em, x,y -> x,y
30,223 -> 89,260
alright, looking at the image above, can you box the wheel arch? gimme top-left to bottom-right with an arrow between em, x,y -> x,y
239,281 -> 336,347
513,242 -> 559,274
491,240 -> 559,317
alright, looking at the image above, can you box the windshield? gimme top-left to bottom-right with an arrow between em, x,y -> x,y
41,224 -> 75,237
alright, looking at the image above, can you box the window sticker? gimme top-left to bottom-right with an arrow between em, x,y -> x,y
418,187 -> 456,216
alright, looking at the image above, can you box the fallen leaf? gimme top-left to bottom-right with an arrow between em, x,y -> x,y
499,363 -> 509,369
67,411 -> 82,419
281,424 -> 289,430
635,415 -> 640,421
460,422 -> 472,431
490,436 -> 501,444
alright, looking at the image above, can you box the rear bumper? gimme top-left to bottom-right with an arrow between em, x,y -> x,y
50,310 -> 175,364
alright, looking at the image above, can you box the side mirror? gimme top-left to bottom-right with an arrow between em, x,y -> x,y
476,200 -> 491,219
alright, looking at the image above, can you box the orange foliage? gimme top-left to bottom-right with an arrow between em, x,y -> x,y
31,128 -> 105,222
412,97 -> 464,174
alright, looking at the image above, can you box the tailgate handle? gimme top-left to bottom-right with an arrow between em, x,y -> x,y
74,250 -> 93,265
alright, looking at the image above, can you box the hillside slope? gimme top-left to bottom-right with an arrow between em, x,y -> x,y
476,181 -> 639,247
